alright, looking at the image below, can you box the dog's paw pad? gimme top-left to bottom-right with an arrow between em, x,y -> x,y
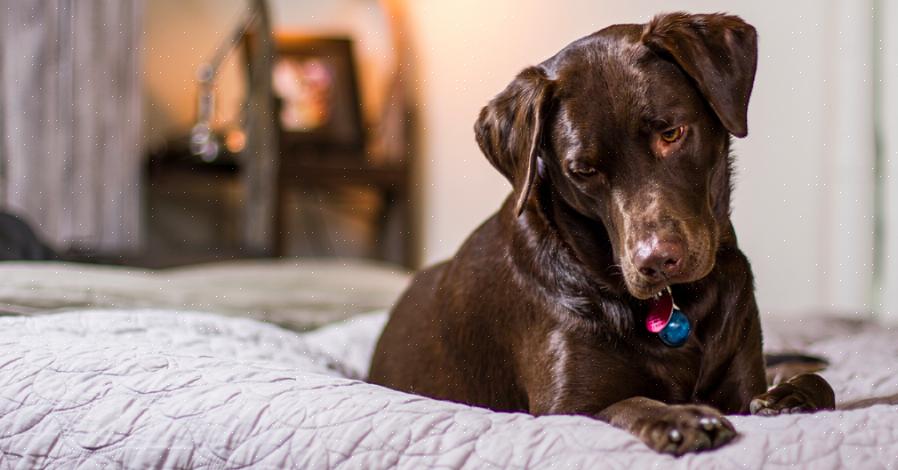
750,395 -> 809,416
639,405 -> 737,456
751,375 -> 835,416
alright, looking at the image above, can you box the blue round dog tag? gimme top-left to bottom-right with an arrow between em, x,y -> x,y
658,308 -> 691,347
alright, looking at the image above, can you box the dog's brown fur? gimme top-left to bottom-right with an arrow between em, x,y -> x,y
369,12 -> 835,455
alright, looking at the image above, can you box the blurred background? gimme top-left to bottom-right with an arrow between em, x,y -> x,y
1,0 -> 896,323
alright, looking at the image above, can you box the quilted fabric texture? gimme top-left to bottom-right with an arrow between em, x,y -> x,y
0,310 -> 896,469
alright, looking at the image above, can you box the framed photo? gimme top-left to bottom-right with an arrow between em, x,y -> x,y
271,35 -> 365,154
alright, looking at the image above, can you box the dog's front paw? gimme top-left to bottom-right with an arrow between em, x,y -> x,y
635,404 -> 737,456
750,373 -> 835,416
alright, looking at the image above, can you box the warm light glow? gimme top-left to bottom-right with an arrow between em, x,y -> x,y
225,129 -> 246,153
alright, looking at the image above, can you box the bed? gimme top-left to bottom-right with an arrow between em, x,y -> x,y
0,260 -> 895,468
0,259 -> 410,331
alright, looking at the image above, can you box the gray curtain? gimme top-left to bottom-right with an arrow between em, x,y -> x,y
0,0 -> 143,253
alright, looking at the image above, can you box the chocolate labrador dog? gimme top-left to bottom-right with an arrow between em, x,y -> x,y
369,12 -> 835,455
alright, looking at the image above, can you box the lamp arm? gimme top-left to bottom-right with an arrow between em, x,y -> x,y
191,5 -> 261,159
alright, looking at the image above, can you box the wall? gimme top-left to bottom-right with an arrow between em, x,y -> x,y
880,0 -> 898,324
403,0 -> 878,318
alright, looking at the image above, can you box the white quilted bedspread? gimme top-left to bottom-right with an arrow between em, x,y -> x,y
0,310 -> 896,469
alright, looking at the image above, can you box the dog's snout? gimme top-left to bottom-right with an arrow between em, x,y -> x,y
634,238 -> 686,280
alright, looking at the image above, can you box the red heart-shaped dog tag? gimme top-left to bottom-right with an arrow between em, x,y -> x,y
646,291 -> 673,333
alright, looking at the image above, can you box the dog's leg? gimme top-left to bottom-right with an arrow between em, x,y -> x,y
764,353 -> 829,386
597,397 -> 737,456
696,251 -> 836,416
749,373 -> 835,415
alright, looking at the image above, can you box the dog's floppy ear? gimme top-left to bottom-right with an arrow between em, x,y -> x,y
475,66 -> 553,216
642,12 -> 757,137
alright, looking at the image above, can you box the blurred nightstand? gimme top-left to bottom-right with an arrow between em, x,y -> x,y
274,155 -> 415,268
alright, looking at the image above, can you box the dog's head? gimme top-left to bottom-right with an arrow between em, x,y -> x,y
475,13 -> 757,299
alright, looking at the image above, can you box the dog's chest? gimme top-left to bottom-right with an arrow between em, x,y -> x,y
551,326 -> 707,405
639,339 -> 705,403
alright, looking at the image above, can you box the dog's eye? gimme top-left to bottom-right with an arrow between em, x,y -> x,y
569,166 -> 598,177
660,126 -> 685,143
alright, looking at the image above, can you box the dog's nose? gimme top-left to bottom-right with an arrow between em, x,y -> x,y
634,238 -> 686,280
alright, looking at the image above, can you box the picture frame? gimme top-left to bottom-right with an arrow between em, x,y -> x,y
271,35 -> 365,155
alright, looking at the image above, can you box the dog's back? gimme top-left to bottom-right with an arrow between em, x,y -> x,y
369,210 -> 532,411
